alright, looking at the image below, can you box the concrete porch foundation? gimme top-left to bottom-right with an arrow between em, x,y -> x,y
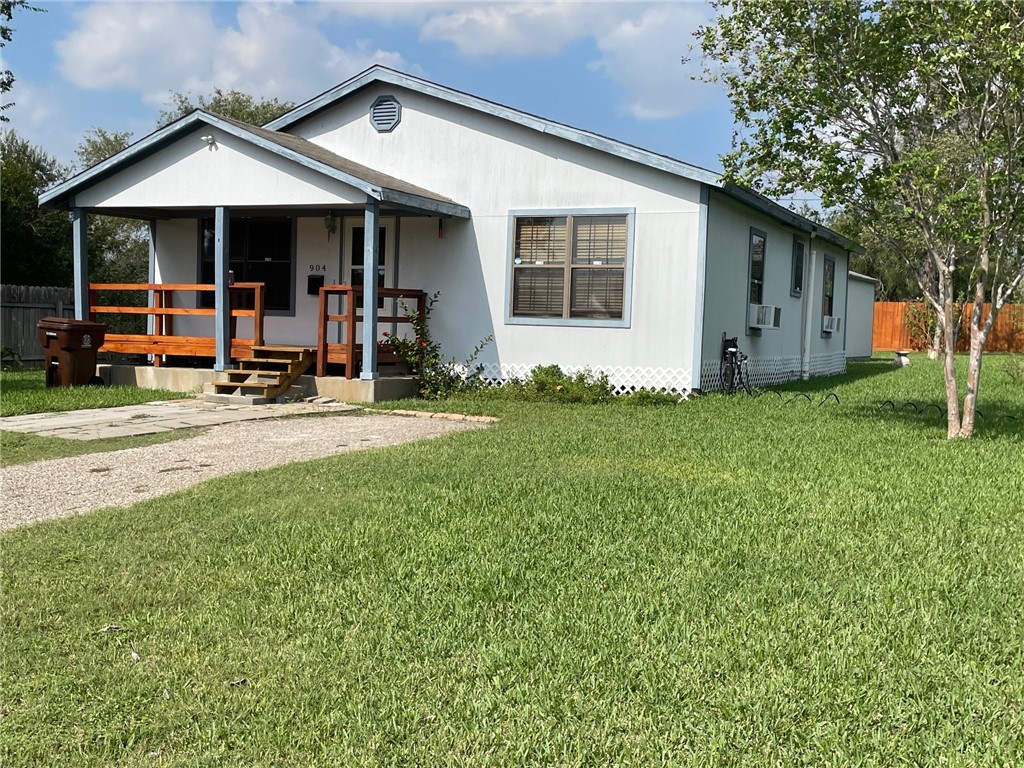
98,365 -> 419,403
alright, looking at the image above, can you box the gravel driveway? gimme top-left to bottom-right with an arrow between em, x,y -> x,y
1,412 -> 487,532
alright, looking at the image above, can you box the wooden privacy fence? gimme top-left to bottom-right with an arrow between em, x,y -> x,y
873,302 -> 1024,352
1,285 -> 75,364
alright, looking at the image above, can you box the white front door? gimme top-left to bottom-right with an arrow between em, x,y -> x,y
342,216 -> 396,341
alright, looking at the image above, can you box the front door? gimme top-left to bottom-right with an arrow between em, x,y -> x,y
343,217 -> 396,341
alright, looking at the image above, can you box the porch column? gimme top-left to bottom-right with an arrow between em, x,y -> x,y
360,197 -> 380,380
147,220 -> 157,337
72,208 -> 89,320
214,206 -> 231,372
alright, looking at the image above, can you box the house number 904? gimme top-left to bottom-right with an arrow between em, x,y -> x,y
309,264 -> 327,272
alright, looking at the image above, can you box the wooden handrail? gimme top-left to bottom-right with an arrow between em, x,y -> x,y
317,284 -> 427,378
89,282 -> 266,367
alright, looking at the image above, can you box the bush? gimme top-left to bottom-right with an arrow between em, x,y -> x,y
468,365 -> 614,404
380,292 -> 492,400
618,388 -> 683,406
1,345 -> 23,371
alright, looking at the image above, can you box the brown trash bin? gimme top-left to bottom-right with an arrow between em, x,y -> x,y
36,317 -> 109,387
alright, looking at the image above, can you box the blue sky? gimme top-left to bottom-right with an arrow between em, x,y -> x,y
4,1 -> 735,174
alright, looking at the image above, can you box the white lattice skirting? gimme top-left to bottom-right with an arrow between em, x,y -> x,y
700,352 -> 846,391
475,363 -> 693,395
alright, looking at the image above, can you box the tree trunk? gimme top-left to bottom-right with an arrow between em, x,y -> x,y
941,287 -> 962,439
928,323 -> 941,359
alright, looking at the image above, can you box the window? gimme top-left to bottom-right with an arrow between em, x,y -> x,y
748,228 -> 766,305
199,217 -> 294,313
791,238 -> 805,297
509,212 -> 630,324
822,255 -> 835,320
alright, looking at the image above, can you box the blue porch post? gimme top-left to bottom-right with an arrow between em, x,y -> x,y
214,206 -> 231,372
72,208 -> 89,320
147,220 -> 157,337
360,197 -> 380,380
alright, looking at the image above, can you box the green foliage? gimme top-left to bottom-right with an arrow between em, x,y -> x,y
380,292 -> 492,399
1,344 -> 22,370
75,129 -> 149,333
618,388 -> 683,407
0,130 -> 73,286
697,0 -> 1024,437
3,359 -> 1023,765
1000,354 -> 1024,384
472,364 -> 614,404
157,88 -> 295,128
0,1 -> 43,121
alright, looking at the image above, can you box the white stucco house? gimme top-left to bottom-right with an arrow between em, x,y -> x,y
39,66 -> 863,399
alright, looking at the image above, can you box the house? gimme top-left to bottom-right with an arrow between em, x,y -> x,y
39,66 -> 863,400
846,272 -> 880,359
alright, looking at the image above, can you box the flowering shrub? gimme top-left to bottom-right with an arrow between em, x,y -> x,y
379,291 -> 492,399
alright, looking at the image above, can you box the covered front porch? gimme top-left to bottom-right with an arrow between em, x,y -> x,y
38,110 -> 470,400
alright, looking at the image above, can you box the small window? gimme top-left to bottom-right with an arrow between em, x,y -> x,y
748,228 -> 766,305
822,256 -> 836,326
510,214 -> 628,322
791,238 -> 805,297
369,95 -> 401,133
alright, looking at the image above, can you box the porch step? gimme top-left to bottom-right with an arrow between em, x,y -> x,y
205,344 -> 316,403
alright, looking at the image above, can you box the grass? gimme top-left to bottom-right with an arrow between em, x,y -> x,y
0,428 -> 203,467
2,355 -> 1023,766
0,368 -> 197,467
0,369 -> 192,418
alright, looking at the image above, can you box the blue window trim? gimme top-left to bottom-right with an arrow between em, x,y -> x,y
504,207 -> 635,328
790,236 -> 806,298
745,226 -> 767,337
821,254 -> 836,337
196,216 -> 298,318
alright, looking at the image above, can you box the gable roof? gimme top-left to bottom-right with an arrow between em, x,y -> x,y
268,65 -> 861,253
39,110 -> 469,218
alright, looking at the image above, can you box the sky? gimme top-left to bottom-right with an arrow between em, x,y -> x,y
3,0 -> 735,175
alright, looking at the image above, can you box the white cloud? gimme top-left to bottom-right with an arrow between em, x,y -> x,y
402,1 -> 716,119
590,4 -> 714,119
54,2 -> 408,110
420,3 -> 588,57
52,0 -> 718,127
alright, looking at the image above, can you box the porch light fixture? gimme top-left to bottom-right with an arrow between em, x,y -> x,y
201,135 -> 217,150
323,211 -> 337,242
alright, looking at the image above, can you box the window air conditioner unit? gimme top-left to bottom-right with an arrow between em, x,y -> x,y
822,315 -> 841,333
748,303 -> 782,329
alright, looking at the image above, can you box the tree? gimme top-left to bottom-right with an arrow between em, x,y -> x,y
1,0 -> 43,121
698,0 -> 1024,439
0,130 -> 74,286
157,88 -> 294,128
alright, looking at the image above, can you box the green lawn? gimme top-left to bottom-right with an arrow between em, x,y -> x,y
0,369 -> 193,418
2,357 -> 1022,766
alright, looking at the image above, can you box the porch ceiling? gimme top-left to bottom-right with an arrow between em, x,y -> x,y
38,111 -> 470,220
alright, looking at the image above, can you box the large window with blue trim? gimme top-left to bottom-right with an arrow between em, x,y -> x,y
510,213 -> 628,322
199,216 -> 294,313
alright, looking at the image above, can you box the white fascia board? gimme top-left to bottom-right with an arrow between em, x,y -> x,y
39,112 -> 208,208
379,188 -> 470,219
38,111 -> 388,211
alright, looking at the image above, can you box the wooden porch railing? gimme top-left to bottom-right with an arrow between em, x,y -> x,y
317,285 -> 427,378
89,282 -> 266,366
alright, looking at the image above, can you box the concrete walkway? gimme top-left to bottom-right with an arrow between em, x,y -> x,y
0,398 -> 358,441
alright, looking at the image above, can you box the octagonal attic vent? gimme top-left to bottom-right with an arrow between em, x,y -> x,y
369,95 -> 401,133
